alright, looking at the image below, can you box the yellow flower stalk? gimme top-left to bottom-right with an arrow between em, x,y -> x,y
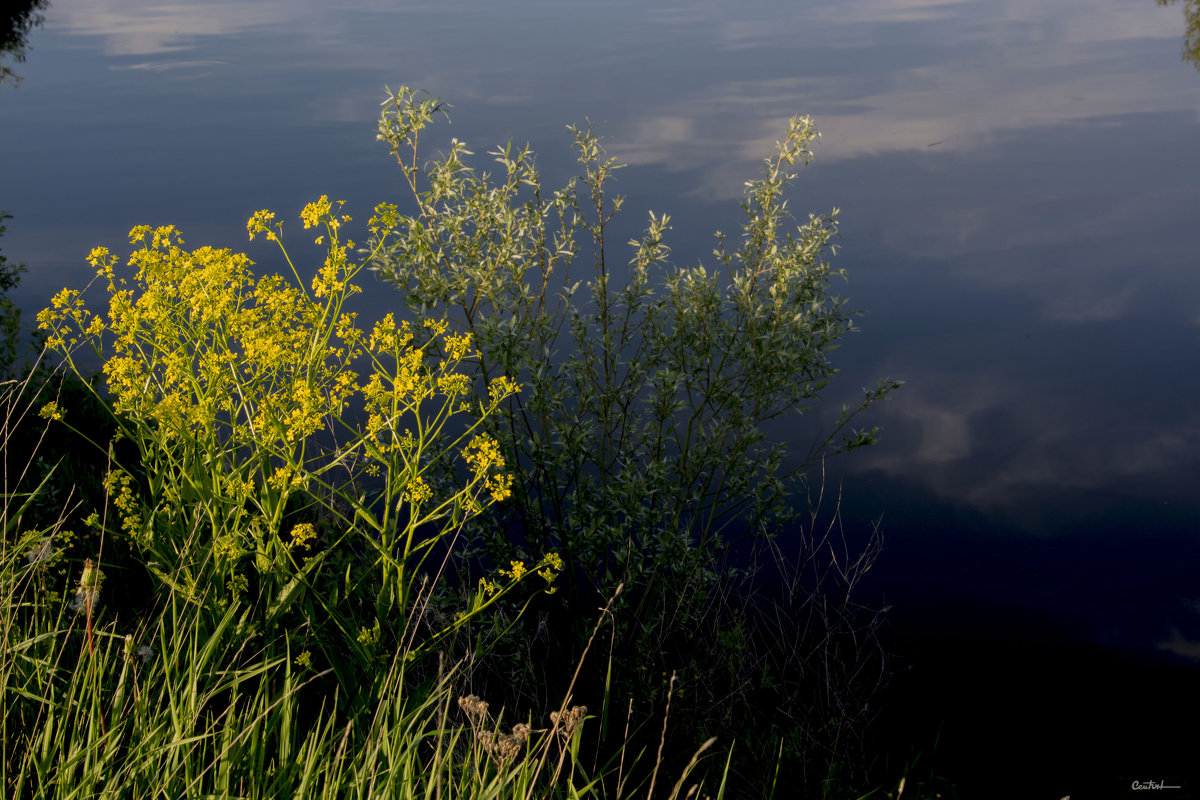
38,198 -> 525,654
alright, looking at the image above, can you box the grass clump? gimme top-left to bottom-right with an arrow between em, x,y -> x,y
2,540 -> 726,798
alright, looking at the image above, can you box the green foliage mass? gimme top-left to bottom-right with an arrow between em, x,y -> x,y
2,91 -> 912,799
1158,0 -> 1200,69
0,0 -> 49,87
365,85 -> 897,677
0,211 -> 28,379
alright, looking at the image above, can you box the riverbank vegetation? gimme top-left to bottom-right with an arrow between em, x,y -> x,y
0,90 -> 941,798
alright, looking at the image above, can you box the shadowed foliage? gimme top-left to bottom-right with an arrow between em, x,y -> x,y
1,0 -> 49,87
1157,0 -> 1200,70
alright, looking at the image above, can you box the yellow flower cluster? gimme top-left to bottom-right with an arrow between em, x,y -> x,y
38,199 -> 523,623
463,433 -> 512,502
247,209 -> 281,242
212,533 -> 244,569
444,331 -> 474,362
362,316 -> 430,448
404,477 -> 433,505
488,375 -> 519,404
538,552 -> 564,585
301,196 -> 336,230
289,523 -> 318,552
38,401 -> 63,422
357,620 -> 380,646
37,217 -> 368,453
367,202 -> 399,236
499,559 -> 527,581
102,469 -> 144,543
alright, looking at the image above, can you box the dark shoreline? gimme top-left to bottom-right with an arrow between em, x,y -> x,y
873,599 -> 1200,800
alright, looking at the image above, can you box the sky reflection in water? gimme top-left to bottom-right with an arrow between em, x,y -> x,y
3,0 -> 1199,662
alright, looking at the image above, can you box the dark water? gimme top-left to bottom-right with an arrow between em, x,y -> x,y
3,1 -> 1199,795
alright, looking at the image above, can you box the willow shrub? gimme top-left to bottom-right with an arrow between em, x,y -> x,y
36,200 -> 559,683
366,88 -> 898,675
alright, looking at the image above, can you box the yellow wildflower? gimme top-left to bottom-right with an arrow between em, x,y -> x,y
301,196 -> 333,230
289,523 -> 318,551
500,560 -> 527,581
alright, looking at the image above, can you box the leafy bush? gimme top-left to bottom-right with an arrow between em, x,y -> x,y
369,85 -> 894,617
364,87 -> 898,784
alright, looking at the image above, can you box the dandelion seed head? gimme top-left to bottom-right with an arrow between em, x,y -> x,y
24,537 -> 55,566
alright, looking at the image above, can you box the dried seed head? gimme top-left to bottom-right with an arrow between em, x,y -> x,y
475,724 -> 534,763
494,734 -> 523,761
550,705 -> 587,738
458,694 -> 490,723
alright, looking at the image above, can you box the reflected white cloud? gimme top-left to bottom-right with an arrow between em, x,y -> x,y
809,0 -> 971,24
822,0 -> 1178,38
113,60 -> 227,71
851,363 -> 1200,507
709,0 -> 971,52
47,1 -> 296,56
608,0 -> 1193,198
615,78 -> 1195,203
1157,627 -> 1200,662
47,0 -> 1194,177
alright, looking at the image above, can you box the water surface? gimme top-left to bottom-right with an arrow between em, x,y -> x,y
3,1 -> 1199,793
